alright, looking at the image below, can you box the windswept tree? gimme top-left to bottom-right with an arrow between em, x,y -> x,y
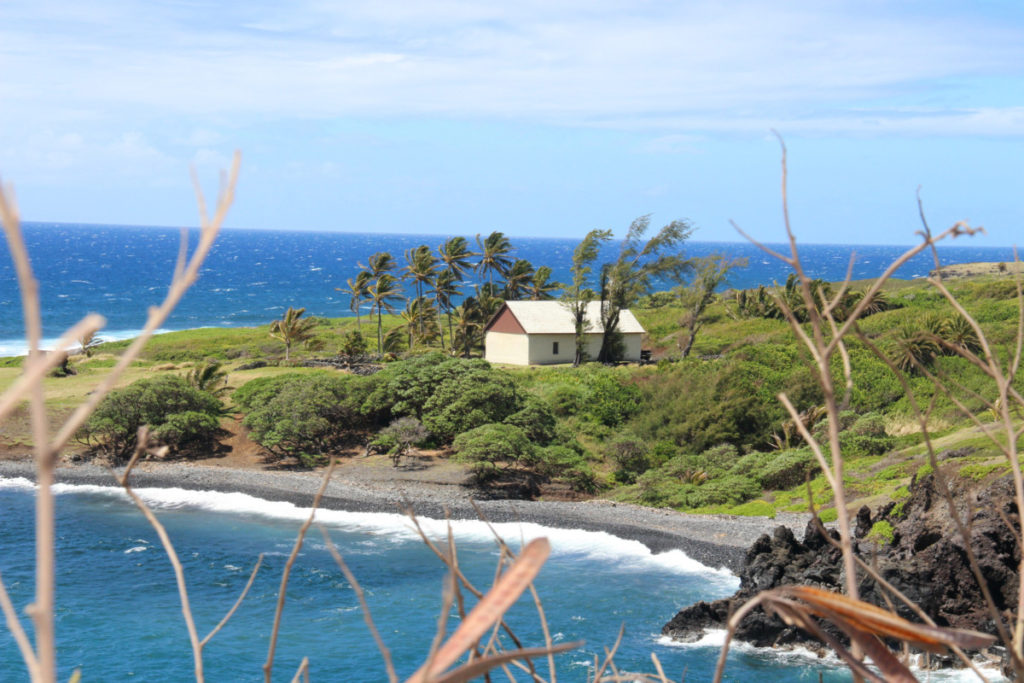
677,255 -> 747,358
437,236 -> 476,282
185,359 -> 233,398
400,296 -> 439,349
269,306 -> 317,361
562,229 -> 612,366
452,297 -> 482,358
368,273 -> 403,353
525,265 -> 561,300
360,251 -> 396,279
503,258 -> 535,300
597,215 -> 693,362
403,245 -> 438,338
431,268 -> 460,349
476,231 -> 514,286
77,330 -> 104,357
339,271 -> 372,328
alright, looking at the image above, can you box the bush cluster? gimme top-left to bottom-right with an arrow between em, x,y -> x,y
78,375 -> 224,460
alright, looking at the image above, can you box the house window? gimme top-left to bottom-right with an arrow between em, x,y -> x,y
552,341 -> 559,355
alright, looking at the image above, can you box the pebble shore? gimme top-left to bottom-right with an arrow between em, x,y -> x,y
0,460 -> 811,573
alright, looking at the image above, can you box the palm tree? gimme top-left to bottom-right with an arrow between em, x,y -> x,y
401,297 -> 439,349
475,283 -> 504,322
338,271 -> 372,328
437,236 -> 476,282
524,266 -> 561,300
186,359 -> 233,398
502,259 -> 535,300
475,231 -> 514,287
77,330 -> 105,357
430,268 -> 460,349
360,251 -> 396,278
269,306 -> 317,361
451,298 -> 482,358
368,274 -> 403,353
403,245 -> 438,337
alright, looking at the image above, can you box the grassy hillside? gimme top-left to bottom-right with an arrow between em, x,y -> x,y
1,268 -> 1021,518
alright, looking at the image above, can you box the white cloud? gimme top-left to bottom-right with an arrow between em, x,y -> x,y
0,0 -> 1022,135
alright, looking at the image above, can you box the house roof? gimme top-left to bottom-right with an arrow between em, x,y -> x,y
486,300 -> 646,335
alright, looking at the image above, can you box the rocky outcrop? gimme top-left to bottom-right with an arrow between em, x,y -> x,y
663,472 -> 1020,660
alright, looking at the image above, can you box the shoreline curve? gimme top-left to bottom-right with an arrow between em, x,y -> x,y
0,460 -> 810,573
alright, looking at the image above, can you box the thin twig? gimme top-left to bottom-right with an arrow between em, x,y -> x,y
263,457 -> 337,683
200,554 -> 264,648
318,525 -> 399,683
117,429 -> 203,681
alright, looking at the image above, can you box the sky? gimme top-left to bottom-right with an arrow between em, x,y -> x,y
0,0 -> 1022,245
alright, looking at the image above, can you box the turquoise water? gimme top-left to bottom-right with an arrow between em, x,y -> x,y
0,478 -> 875,681
1,222 -> 1018,356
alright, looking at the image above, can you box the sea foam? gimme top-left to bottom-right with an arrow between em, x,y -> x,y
1,476 -> 739,587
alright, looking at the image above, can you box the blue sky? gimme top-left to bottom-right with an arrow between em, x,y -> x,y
0,1 -> 1022,245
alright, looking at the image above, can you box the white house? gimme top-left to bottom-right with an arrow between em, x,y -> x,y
484,300 -> 645,365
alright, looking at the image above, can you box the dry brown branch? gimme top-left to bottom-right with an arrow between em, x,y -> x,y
289,657 -> 310,683
0,569 -> 39,679
200,554 -> 264,648
49,151 -> 241,454
263,456 -> 336,683
318,524 -> 399,683
854,329 -> 1017,661
590,623 -> 625,682
404,511 -> 537,661
117,429 -> 203,680
0,157 -> 238,683
407,537 -> 552,683
0,313 -> 105,423
468,499 -> 556,682
1,177 -> 59,682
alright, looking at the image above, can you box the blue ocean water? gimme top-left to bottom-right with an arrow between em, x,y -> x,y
0,478 -> 939,682
0,222 -> 1018,357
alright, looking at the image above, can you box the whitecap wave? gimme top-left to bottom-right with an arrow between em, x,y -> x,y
0,328 -> 173,358
4,476 -> 737,584
656,633 -> 1007,681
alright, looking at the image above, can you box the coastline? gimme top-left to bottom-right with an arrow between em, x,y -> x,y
0,459 -> 810,573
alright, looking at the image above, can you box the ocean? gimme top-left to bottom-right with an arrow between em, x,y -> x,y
0,222 -> 1018,358
0,223 -> 1014,679
0,478 -> 985,681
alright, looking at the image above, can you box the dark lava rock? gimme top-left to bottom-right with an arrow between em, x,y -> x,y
662,473 -> 1020,661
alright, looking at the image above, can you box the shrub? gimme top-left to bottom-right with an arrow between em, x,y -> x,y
79,375 -> 224,460
452,423 -> 535,483
376,416 -> 429,467
758,448 -> 816,490
607,434 -> 650,484
422,369 -> 520,442
503,396 -> 557,445
232,373 -> 309,411
547,384 -> 586,417
242,374 -> 365,460
584,373 -> 641,427
339,330 -> 369,357
866,520 -> 895,545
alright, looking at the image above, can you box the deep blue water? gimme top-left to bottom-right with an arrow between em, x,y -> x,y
0,222 -> 1018,356
0,479 -> 879,681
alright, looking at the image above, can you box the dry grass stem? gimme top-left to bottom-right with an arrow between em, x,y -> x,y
289,657 -> 310,683
117,429 -> 203,680
318,524 -> 399,683
200,554 -> 264,648
0,313 -> 105,423
0,570 -> 39,679
263,456 -> 336,683
407,537 -> 552,683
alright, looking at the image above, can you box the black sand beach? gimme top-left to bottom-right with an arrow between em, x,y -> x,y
0,460 -> 811,573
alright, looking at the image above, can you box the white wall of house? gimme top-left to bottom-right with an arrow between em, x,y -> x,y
484,331 -> 531,365
525,333 -> 578,364
487,330 -> 644,365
